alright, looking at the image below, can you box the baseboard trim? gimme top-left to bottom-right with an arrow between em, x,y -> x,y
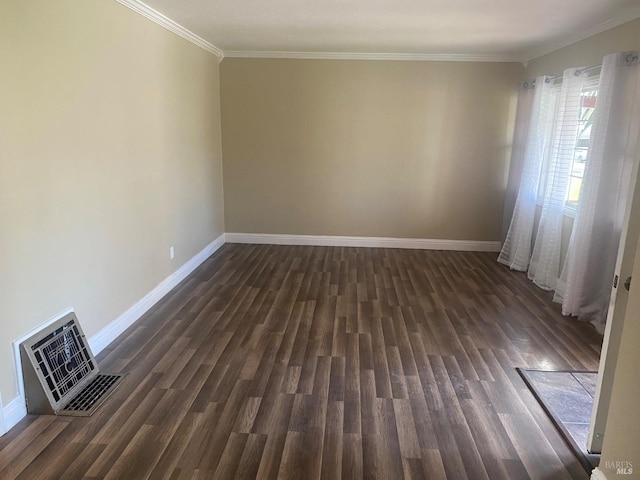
2,234 -> 225,435
225,233 -> 501,252
88,233 -> 226,354
591,467 -> 608,480
2,395 -> 26,435
0,391 -> 6,435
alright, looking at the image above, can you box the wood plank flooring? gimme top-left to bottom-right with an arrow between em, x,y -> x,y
0,244 -> 603,479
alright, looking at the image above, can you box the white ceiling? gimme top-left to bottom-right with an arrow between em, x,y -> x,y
133,0 -> 640,61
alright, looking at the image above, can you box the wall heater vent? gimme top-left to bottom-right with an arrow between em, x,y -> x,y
20,312 -> 125,416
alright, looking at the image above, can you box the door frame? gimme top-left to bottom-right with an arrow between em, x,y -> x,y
587,126 -> 640,453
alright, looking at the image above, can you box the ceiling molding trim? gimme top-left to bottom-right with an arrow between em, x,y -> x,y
223,50 -> 521,63
521,6 -> 640,62
114,0 -> 224,60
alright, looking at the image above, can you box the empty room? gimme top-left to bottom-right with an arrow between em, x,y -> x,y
1,0 -> 640,479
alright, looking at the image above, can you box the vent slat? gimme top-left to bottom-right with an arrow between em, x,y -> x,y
58,373 -> 125,416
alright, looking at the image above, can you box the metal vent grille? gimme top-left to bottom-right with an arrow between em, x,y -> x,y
20,312 -> 126,416
30,319 -> 95,403
58,373 -> 124,416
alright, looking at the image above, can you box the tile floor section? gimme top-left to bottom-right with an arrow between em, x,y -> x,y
518,369 -> 600,472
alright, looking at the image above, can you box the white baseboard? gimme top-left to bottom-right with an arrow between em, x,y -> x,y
2,233 -> 225,435
225,233 -> 501,252
591,467 -> 607,480
2,395 -> 26,435
89,233 -> 226,354
0,390 -> 5,435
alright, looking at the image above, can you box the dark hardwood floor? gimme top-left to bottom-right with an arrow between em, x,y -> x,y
0,244 -> 603,479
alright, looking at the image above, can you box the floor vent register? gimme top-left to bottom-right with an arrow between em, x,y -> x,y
20,312 -> 125,416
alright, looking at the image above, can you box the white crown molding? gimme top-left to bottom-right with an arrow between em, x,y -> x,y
114,1 -> 640,65
114,0 -> 224,60
2,234 -> 225,434
522,5 -> 640,62
225,233 -> 501,252
590,467 -> 608,480
222,50 -> 520,63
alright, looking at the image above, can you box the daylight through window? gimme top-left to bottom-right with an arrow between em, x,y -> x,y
567,86 -> 598,207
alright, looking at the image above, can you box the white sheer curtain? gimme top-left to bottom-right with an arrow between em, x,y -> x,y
499,77 -> 552,270
556,51 -> 640,330
502,80 -> 537,242
528,69 -> 586,290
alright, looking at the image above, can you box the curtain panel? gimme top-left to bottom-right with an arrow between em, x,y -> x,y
501,81 -> 536,243
500,50 -> 640,331
528,68 -> 586,291
499,77 -> 552,271
556,51 -> 640,330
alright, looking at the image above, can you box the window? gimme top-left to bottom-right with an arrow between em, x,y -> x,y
567,84 -> 598,208
536,75 -> 599,214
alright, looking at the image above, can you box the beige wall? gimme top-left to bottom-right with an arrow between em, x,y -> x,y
0,0 -> 224,402
221,58 -> 523,240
